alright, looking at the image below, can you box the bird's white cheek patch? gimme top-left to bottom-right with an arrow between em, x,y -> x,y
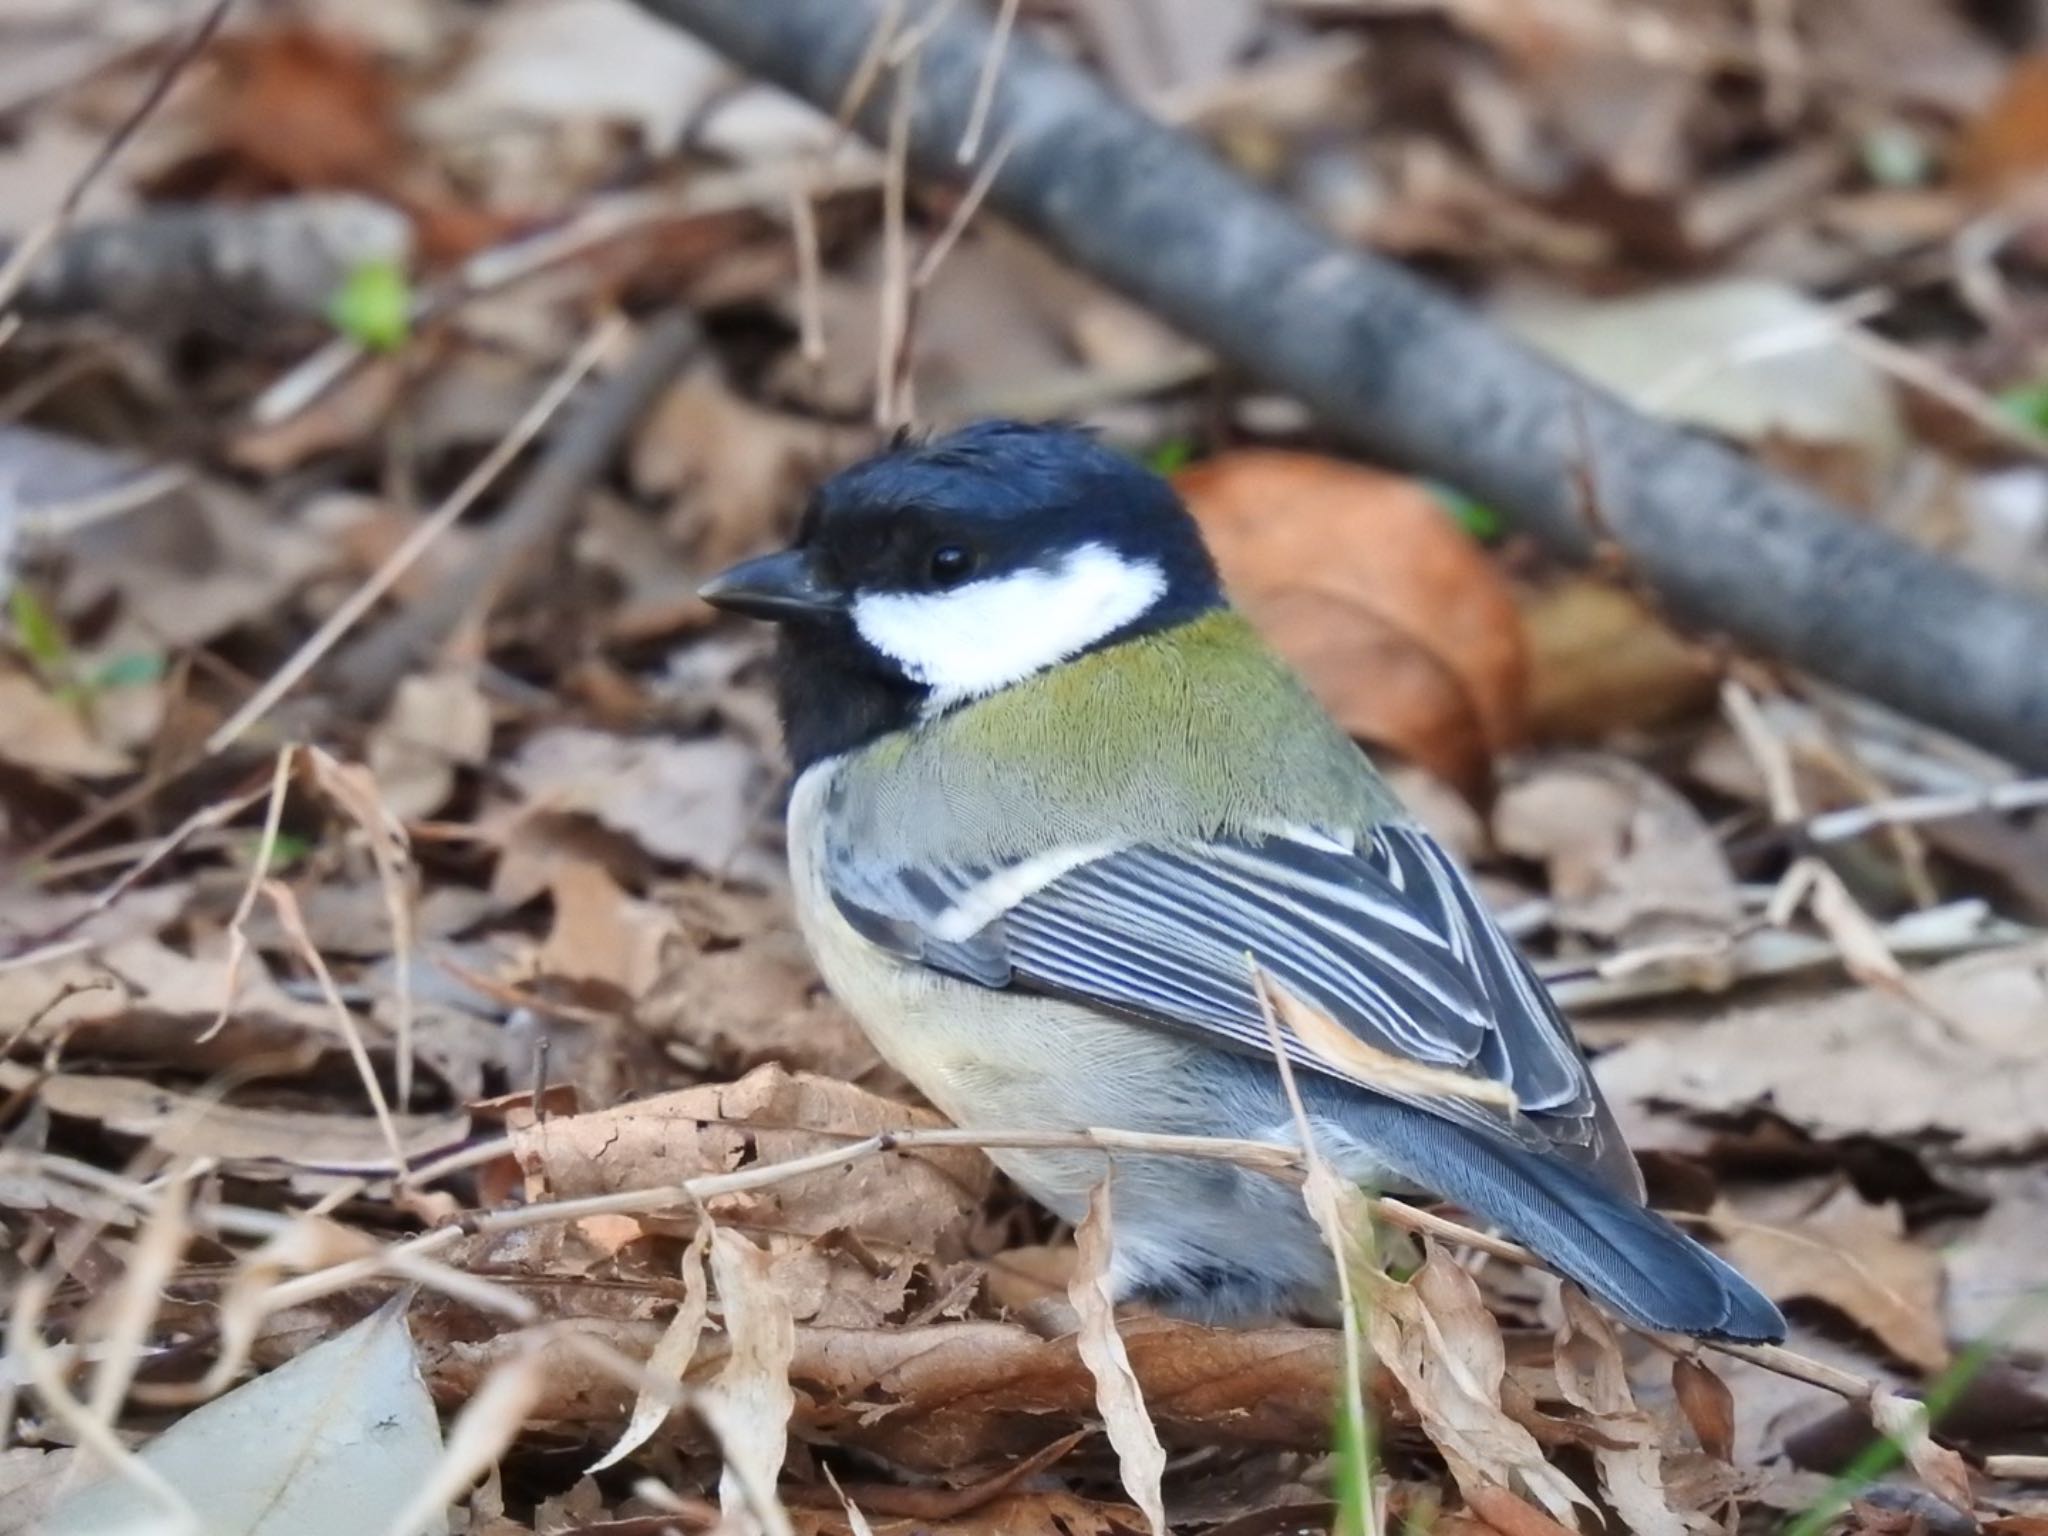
851,543 -> 1167,704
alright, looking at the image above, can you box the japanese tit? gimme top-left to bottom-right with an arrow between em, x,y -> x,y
701,421 -> 1783,1343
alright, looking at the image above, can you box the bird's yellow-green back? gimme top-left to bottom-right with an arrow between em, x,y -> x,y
835,610 -> 1402,864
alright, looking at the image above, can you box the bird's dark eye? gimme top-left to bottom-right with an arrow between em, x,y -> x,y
926,544 -> 975,588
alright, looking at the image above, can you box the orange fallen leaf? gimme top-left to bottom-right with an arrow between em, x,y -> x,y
1177,452 -> 1527,794
1956,53 -> 2048,194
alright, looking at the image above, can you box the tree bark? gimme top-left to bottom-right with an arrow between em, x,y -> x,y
634,0 -> 2048,770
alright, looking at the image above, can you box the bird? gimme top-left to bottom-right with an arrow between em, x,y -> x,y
698,419 -> 1784,1343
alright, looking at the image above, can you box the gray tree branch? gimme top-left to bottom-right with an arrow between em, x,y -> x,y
633,0 -> 2048,771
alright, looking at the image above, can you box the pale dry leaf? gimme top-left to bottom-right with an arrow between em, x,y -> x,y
591,1221 -> 714,1473
536,860 -> 682,1000
1554,1288 -> 1711,1536
507,1064 -> 990,1256
1177,451 -> 1528,795
1494,754 -> 1742,944
367,667 -> 492,821
46,1301 -> 445,1536
0,1448 -> 79,1536
1596,940 -> 2048,1155
1367,1248 -> 1591,1529
705,1227 -> 798,1536
1506,281 -> 1905,479
1068,1179 -> 1168,1536
1869,1390 -> 1973,1511
1719,1184 -> 1948,1373
589,1212 -> 716,1482
506,727 -> 762,873
0,666 -> 132,776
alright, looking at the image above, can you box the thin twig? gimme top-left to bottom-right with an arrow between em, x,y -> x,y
1805,777 -> 2048,844
260,881 -> 411,1181
202,747 -> 294,1043
913,125 -> 1019,290
0,0 -> 236,329
874,51 -> 918,430
956,0 -> 1019,163
205,315 -> 626,755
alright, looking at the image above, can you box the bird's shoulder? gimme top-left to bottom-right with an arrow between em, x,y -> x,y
828,609 -> 1399,863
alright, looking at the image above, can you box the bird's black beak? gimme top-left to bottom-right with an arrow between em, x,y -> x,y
698,549 -> 845,622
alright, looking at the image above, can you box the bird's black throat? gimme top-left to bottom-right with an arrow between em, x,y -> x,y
772,621 -> 926,771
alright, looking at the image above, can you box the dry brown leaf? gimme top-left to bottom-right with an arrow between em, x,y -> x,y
1,1061 -> 469,1176
407,1306 -> 1398,1473
1553,1288 -> 1711,1536
1596,940 -> 2048,1156
1068,1180 -> 1167,1536
1955,53 -> 2048,193
367,668 -> 492,822
506,727 -> 765,875
632,370 -> 863,573
1176,452 -> 1528,794
790,1491 -> 1147,1536
1719,1185 -> 1948,1374
0,667 -> 133,777
636,880 -> 880,1082
535,861 -> 682,1001
1494,754 -> 1742,945
507,1064 -> 991,1257
1670,1357 -> 1735,1462
704,1227 -> 798,1535
1367,1248 -> 1591,1530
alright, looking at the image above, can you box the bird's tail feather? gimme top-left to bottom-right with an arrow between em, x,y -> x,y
1366,1109 -> 1785,1343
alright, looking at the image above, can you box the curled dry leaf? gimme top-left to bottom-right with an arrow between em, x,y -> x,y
1068,1180 -> 1168,1536
508,1064 -> 992,1257
589,1222 -> 713,1474
704,1227 -> 799,1536
1175,452 -> 1528,794
1596,940 -> 2048,1156
1553,1288 -> 1713,1536
1494,753 -> 1742,945
1670,1357 -> 1735,1463
1718,1184 -> 1949,1374
1366,1247 -> 1592,1530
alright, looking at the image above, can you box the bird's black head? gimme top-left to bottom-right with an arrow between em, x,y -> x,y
700,420 -> 1224,770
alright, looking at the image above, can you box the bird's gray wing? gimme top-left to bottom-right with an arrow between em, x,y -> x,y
824,821 -> 1630,1182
